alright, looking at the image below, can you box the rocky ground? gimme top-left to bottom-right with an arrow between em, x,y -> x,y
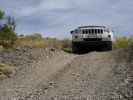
0,46 -> 132,100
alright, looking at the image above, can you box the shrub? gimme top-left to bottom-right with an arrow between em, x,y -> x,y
0,25 -> 17,48
15,37 -> 44,48
0,63 -> 14,79
0,10 -> 17,48
16,34 -> 72,50
0,10 -> 4,19
61,39 -> 72,49
113,36 -> 130,49
129,37 -> 133,46
42,38 -> 62,49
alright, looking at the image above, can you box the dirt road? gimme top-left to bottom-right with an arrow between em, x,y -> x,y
0,47 -> 132,100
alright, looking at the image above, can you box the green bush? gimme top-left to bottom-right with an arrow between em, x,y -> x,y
61,39 -> 72,49
16,34 -> 72,50
0,10 -> 17,48
0,10 -> 4,19
113,36 -> 133,49
0,25 -> 17,48
0,63 -> 14,79
129,37 -> 133,46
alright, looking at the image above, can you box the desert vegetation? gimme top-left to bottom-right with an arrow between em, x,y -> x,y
1,9 -> 133,52
113,36 -> 133,49
0,10 -> 17,48
0,63 -> 14,79
0,10 -> 71,51
0,9 -> 133,51
15,33 -> 72,51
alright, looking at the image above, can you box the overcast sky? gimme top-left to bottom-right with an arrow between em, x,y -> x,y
0,0 -> 133,38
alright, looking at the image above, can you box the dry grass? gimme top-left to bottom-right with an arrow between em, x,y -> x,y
113,36 -> 133,49
15,38 -> 47,48
0,63 -> 14,79
15,37 -> 72,50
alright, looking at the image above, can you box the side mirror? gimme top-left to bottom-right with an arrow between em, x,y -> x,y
70,31 -> 74,34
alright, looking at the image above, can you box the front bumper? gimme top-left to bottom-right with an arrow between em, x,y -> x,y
72,41 -> 112,46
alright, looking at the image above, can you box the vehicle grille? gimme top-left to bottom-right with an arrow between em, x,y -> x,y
83,38 -> 102,41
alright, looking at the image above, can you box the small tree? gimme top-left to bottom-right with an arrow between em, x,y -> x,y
0,10 -> 17,48
0,25 -> 17,48
6,16 -> 16,31
0,10 -> 4,19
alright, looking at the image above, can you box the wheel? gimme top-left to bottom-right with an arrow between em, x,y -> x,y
102,41 -> 112,51
72,42 -> 80,54
106,43 -> 112,51
72,44 -> 78,53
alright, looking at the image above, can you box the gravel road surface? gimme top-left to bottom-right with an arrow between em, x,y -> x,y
0,47 -> 132,100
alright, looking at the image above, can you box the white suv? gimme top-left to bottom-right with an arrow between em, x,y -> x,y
71,26 -> 113,53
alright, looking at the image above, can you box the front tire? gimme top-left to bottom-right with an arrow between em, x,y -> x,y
72,42 -> 79,53
102,41 -> 112,51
